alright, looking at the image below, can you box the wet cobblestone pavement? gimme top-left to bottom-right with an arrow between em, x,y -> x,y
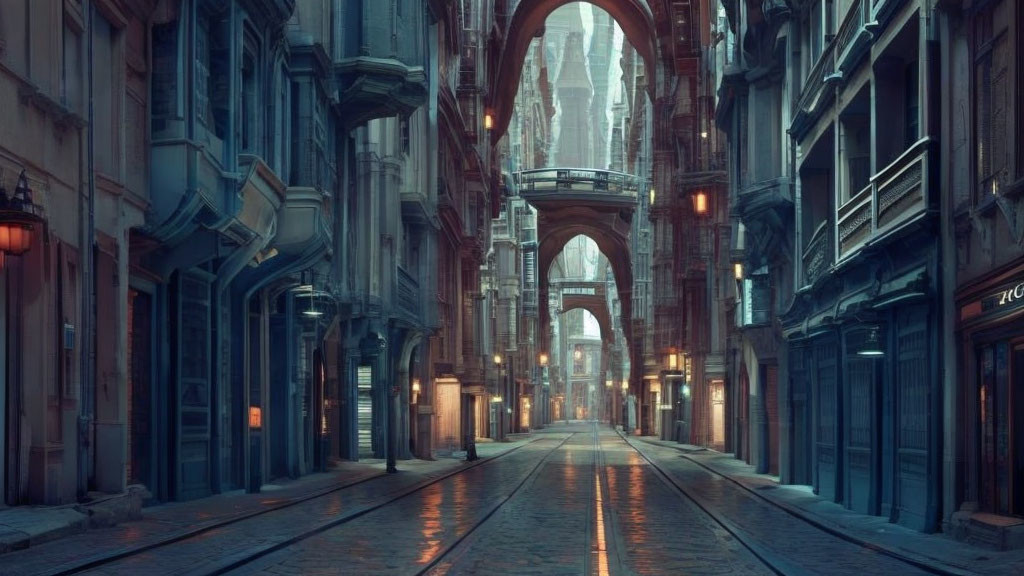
1,423 -> 995,575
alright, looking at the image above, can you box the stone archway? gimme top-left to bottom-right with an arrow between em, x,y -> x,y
488,0 -> 661,143
537,213 -> 633,357
560,295 -> 615,346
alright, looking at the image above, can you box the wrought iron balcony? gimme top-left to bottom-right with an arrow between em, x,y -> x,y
835,137 -> 933,263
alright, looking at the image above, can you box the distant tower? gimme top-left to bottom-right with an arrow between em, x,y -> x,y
588,10 -> 615,169
543,3 -> 584,82
555,31 -> 593,168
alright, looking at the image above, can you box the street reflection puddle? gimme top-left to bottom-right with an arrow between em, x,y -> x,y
593,471 -> 610,576
626,452 -> 648,549
417,486 -> 444,563
452,472 -> 469,535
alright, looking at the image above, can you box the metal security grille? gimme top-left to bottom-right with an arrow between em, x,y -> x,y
357,366 -> 374,458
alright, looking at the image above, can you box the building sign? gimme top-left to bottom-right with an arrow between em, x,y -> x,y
961,276 -> 1024,323
984,280 -> 1024,312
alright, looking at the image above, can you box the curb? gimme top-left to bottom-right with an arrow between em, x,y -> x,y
623,434 -> 975,576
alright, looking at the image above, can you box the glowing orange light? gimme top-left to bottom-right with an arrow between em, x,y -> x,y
693,191 -> 708,215
248,406 -> 262,429
484,113 -> 494,131
594,473 -> 610,576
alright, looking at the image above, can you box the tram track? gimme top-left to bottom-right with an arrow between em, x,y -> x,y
43,436 -> 543,576
206,433 -> 575,575
621,433 -> 969,576
412,432 -> 580,576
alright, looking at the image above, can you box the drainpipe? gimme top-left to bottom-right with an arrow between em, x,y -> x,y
78,0 -> 96,503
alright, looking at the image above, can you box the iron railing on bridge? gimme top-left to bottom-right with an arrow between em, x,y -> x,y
514,168 -> 641,197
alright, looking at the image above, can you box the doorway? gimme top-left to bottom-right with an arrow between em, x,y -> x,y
738,366 -> 750,463
1,266 -> 6,504
710,380 -> 725,451
765,365 -> 780,476
356,365 -> 374,458
978,338 -> 1024,517
434,378 -> 461,452
127,288 -> 154,490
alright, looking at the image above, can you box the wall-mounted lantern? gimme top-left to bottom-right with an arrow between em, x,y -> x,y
0,170 -> 44,269
248,406 -> 262,429
692,191 -> 708,215
857,326 -> 885,357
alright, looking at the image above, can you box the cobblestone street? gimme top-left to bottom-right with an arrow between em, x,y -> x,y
4,422 -> 1010,575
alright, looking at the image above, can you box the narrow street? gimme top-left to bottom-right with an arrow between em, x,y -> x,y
1,422 -> 966,575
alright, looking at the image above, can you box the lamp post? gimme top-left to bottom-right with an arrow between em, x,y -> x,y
248,406 -> 262,493
621,381 -> 630,435
605,378 -> 613,426
493,353 -> 505,441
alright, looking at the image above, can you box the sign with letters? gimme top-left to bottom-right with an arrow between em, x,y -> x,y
962,275 -> 1024,323
981,279 -> 1024,313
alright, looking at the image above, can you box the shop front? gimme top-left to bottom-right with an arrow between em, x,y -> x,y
954,260 -> 1024,547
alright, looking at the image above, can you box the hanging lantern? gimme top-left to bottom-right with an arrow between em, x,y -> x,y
0,170 -> 43,256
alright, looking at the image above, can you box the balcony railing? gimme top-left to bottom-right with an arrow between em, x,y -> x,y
515,168 -> 641,198
792,37 -> 838,138
802,220 -> 832,287
395,266 -> 420,323
837,182 -> 873,260
835,0 -> 872,74
835,137 -> 932,262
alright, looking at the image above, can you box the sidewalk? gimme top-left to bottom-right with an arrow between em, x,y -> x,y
633,436 -> 1024,575
0,438 -> 531,564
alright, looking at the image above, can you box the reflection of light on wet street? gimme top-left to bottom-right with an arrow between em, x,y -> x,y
417,486 -> 443,563
593,472 -> 610,576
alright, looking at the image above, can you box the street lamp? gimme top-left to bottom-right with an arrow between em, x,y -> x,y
573,347 -> 583,361
538,352 -> 549,366
493,353 -> 507,440
734,262 -> 744,280
248,406 -> 262,493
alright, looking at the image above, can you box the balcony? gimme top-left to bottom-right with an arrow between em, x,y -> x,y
871,0 -> 907,30
791,41 -> 839,140
735,176 -> 792,221
334,0 -> 428,126
516,169 -> 640,206
835,137 -> 933,262
802,220 -> 832,287
835,0 -> 874,75
395,266 -> 421,325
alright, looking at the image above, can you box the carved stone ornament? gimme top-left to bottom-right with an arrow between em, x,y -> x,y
996,194 -> 1024,246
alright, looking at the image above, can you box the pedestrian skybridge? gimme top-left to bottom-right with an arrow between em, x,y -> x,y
515,168 -> 641,206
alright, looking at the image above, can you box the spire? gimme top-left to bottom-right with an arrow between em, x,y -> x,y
556,32 -> 592,91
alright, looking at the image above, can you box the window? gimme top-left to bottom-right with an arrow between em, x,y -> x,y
197,5 -> 229,145
974,0 -> 1010,201
63,23 -> 83,113
241,48 -> 257,152
151,20 -> 180,137
904,63 -> 919,148
92,13 -> 116,176
1,0 -> 28,74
